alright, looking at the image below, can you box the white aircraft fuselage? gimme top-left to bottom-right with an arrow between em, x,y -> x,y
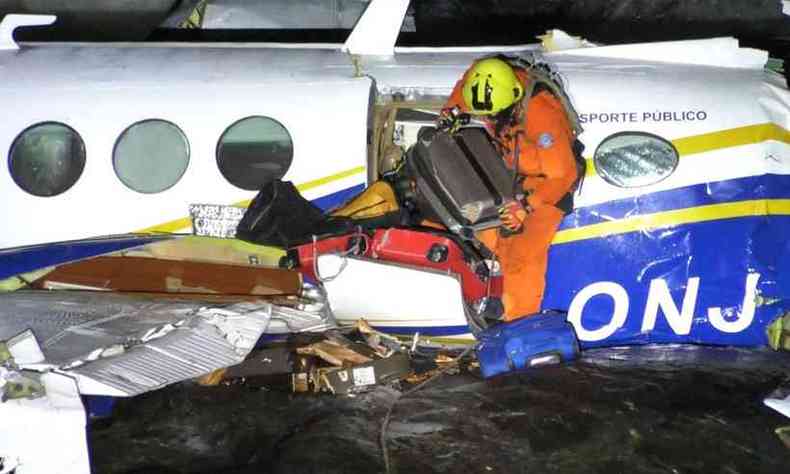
1,0 -> 789,348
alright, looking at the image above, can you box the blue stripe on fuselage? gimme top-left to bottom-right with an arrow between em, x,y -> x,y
561,174 -> 790,230
0,236 -> 168,280
372,324 -> 472,337
0,183 -> 366,280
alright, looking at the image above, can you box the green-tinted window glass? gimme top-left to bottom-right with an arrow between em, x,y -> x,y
113,120 -> 190,194
216,116 -> 293,190
9,122 -> 86,197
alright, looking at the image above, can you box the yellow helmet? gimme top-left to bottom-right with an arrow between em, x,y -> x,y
462,58 -> 524,115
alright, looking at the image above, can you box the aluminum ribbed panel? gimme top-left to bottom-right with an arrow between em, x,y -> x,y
70,326 -> 244,396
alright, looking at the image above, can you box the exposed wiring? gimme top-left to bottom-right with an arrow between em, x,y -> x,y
312,228 -> 370,283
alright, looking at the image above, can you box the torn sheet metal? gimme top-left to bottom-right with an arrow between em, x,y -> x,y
267,300 -> 337,334
0,291 -> 336,396
0,372 -> 89,474
65,305 -> 271,397
0,291 -> 214,366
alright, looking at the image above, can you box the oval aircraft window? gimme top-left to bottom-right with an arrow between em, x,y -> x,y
216,116 -> 294,191
113,119 -> 190,194
593,132 -> 679,188
9,122 -> 86,197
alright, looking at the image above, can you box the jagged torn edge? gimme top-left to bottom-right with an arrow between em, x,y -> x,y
63,302 -> 274,397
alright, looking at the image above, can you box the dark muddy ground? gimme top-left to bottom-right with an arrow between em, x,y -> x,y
90,345 -> 790,474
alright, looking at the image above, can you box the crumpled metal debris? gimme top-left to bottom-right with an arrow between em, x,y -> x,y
290,324 -> 413,396
65,305 -> 273,397
0,290 -> 337,397
198,318 -> 416,396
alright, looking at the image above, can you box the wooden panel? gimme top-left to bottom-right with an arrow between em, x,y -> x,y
34,256 -> 301,296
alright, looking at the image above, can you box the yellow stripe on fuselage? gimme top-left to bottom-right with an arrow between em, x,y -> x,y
585,122 -> 790,178
136,165 -> 366,234
139,123 -> 789,240
553,199 -> 790,244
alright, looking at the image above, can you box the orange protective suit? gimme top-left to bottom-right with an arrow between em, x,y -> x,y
445,64 -> 578,320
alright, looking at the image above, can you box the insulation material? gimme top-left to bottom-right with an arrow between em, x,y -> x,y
33,256 -> 301,296
0,372 -> 89,474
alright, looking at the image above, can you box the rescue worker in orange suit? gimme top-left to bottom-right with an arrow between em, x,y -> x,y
440,57 -> 578,321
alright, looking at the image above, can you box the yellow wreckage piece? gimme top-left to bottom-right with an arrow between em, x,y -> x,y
120,235 -> 285,268
178,0 -> 208,29
331,181 -> 400,219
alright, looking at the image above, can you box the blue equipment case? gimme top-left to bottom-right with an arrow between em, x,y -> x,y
476,311 -> 580,378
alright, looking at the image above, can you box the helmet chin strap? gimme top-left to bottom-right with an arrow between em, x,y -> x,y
492,102 -> 520,136
471,79 -> 494,112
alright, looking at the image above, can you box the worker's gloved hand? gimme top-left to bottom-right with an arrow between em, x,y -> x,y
498,199 -> 530,233
437,106 -> 470,133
